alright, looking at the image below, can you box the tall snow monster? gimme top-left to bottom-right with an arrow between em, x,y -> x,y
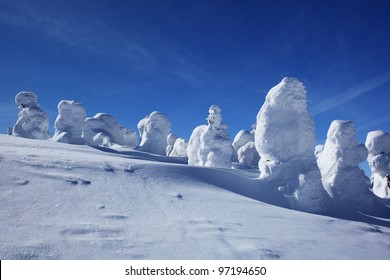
13,91 -> 50,140
137,111 -> 171,156
365,130 -> 390,199
317,120 -> 376,209
255,77 -> 329,213
52,100 -> 86,144
187,105 -> 233,168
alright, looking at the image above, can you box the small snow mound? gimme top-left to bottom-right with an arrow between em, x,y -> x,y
166,133 -> 178,156
169,138 -> 188,157
365,130 -> 390,199
138,111 -> 171,156
83,113 -> 137,147
187,105 -> 233,168
12,91 -> 50,140
237,142 -> 260,166
317,120 -> 376,208
233,130 -> 254,153
52,100 -> 86,144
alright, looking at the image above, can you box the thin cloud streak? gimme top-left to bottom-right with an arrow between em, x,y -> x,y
356,114 -> 390,133
311,72 -> 390,116
0,0 -> 216,85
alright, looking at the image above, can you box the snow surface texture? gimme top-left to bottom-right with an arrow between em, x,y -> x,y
51,100 -> 86,145
138,111 -> 171,156
317,120 -> 376,210
255,77 -> 330,213
83,113 -> 137,147
166,133 -> 178,156
0,135 -> 389,260
366,130 -> 390,199
169,138 -> 188,157
12,92 -> 50,140
187,105 -> 233,168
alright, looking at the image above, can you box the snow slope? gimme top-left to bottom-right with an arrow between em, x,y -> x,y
0,134 -> 389,260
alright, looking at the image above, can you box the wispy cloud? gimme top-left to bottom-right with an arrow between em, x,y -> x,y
356,114 -> 390,133
0,0 -> 215,85
311,72 -> 390,116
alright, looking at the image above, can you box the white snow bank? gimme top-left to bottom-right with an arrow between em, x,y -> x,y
317,120 -> 376,209
137,111 -> 171,156
365,130 -> 390,199
255,77 -> 329,213
51,100 -> 86,144
83,113 -> 137,147
187,105 -> 233,168
12,91 -> 50,140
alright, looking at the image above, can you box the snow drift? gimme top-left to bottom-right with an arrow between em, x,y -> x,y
187,105 -> 233,168
51,100 -> 86,144
12,91 -> 50,140
138,111 -> 171,156
317,120 -> 376,209
366,130 -> 390,199
83,113 -> 137,147
255,77 -> 330,213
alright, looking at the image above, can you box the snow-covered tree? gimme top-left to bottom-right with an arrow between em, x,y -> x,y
317,120 -> 375,209
169,138 -> 188,157
51,100 -> 86,144
137,111 -> 171,156
13,91 -> 50,140
187,105 -> 233,168
255,77 -> 329,213
166,133 -> 178,156
83,113 -> 136,147
237,141 -> 260,166
232,129 -> 254,153
365,130 -> 390,199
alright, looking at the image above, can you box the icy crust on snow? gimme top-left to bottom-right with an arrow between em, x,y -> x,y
12,91 -> 50,140
317,120 -> 376,209
138,111 -> 171,156
255,78 -> 329,213
51,100 -> 86,144
366,130 -> 390,199
169,138 -> 188,157
187,105 -> 233,168
83,113 -> 137,147
237,141 -> 260,166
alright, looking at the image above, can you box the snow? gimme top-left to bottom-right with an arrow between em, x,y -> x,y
317,120 -> 377,210
255,77 -> 330,213
169,137 -> 188,157
232,129 -> 254,153
365,130 -> 390,199
137,111 -> 171,156
187,105 -> 233,168
0,134 -> 389,260
83,113 -> 137,147
12,91 -> 50,140
166,133 -> 178,156
51,100 -> 86,145
237,141 -> 260,166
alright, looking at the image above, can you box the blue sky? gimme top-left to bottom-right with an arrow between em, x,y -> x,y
1,0 -> 389,146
